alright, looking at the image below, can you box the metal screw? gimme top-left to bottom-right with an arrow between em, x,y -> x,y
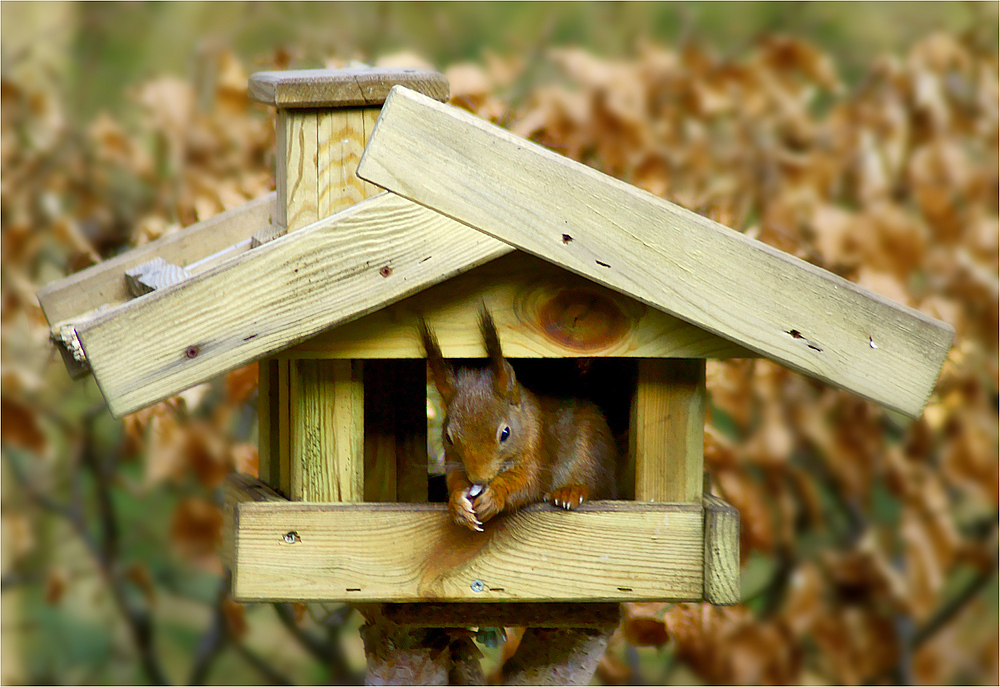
470,580 -> 485,593
283,531 -> 300,544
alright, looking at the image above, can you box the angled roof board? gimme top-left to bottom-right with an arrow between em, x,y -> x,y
356,86 -> 955,419
75,193 -> 510,418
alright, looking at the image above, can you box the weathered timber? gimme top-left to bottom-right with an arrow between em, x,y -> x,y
631,359 -> 707,503
703,493 -> 740,605
38,193 -> 274,327
124,257 -> 191,297
289,360 -> 364,501
223,475 -> 704,603
357,86 -> 955,418
248,68 -> 449,109
75,193 -> 511,418
284,251 -> 754,359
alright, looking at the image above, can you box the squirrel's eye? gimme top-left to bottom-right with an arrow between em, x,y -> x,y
499,425 -> 510,443
444,427 -> 454,445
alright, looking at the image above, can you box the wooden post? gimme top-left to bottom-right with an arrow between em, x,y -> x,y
631,358 -> 706,503
249,68 -> 449,498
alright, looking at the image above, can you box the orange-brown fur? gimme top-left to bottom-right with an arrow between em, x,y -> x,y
421,311 -> 617,532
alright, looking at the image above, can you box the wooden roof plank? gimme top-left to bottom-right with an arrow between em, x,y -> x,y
357,86 -> 955,419
76,193 -> 511,418
38,192 -> 276,327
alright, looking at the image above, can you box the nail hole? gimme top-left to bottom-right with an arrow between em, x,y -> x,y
379,266 -> 393,278
562,234 -> 573,244
184,345 -> 200,359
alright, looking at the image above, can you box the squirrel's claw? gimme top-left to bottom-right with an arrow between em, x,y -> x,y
549,485 -> 590,511
450,489 -> 483,532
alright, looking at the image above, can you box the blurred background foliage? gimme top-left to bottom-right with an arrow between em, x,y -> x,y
2,1 -> 998,685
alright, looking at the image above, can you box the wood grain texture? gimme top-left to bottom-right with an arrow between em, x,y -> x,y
76,193 -> 509,418
277,110 -> 320,231
37,193 -> 275,326
227,489 -> 705,603
703,493 -> 740,605
358,86 -> 955,418
631,359 -> 706,503
289,360 -> 364,501
285,252 -> 753,359
318,109 -> 383,215
249,68 -> 449,109
124,257 -> 190,297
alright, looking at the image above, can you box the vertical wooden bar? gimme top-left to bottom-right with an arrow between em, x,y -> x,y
703,493 -> 740,604
277,109 -> 320,232
630,358 -> 706,503
290,360 -> 364,501
276,358 -> 291,497
319,108 -> 371,216
256,359 -> 278,488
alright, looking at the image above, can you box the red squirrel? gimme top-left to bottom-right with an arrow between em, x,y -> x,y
420,310 -> 617,532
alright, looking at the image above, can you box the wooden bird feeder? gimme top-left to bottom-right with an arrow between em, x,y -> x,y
37,68 -> 953,628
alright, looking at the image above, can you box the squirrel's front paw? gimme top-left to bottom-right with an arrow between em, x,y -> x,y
548,484 -> 590,510
473,486 -> 504,523
449,488 -> 483,532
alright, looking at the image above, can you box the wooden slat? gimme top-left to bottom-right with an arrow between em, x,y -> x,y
76,193 -> 511,418
289,360 -> 364,501
703,494 -> 740,605
358,87 -> 955,418
285,252 -> 754,359
249,68 -> 449,109
225,477 -> 704,603
256,359 -> 276,488
631,359 -> 706,503
37,193 -> 275,326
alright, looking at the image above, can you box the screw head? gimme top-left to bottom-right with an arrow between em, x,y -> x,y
470,580 -> 485,593
283,531 -> 300,544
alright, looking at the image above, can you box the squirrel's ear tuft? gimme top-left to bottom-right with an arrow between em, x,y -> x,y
480,308 -> 520,404
419,319 -> 456,404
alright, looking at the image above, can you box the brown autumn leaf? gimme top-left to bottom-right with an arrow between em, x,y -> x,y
44,568 -> 67,606
224,363 -> 258,406
222,597 -> 248,640
621,602 -> 669,648
170,497 -> 223,565
231,442 -> 259,478
0,395 -> 46,453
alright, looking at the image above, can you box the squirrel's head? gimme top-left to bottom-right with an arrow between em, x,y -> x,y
419,309 -> 528,486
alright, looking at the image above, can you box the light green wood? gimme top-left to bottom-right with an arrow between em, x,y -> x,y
76,193 -> 511,418
249,68 -> 449,109
223,475 -> 705,603
632,359 -> 706,503
357,86 -> 955,419
284,252 -> 755,360
703,494 -> 740,605
289,360 -> 364,501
